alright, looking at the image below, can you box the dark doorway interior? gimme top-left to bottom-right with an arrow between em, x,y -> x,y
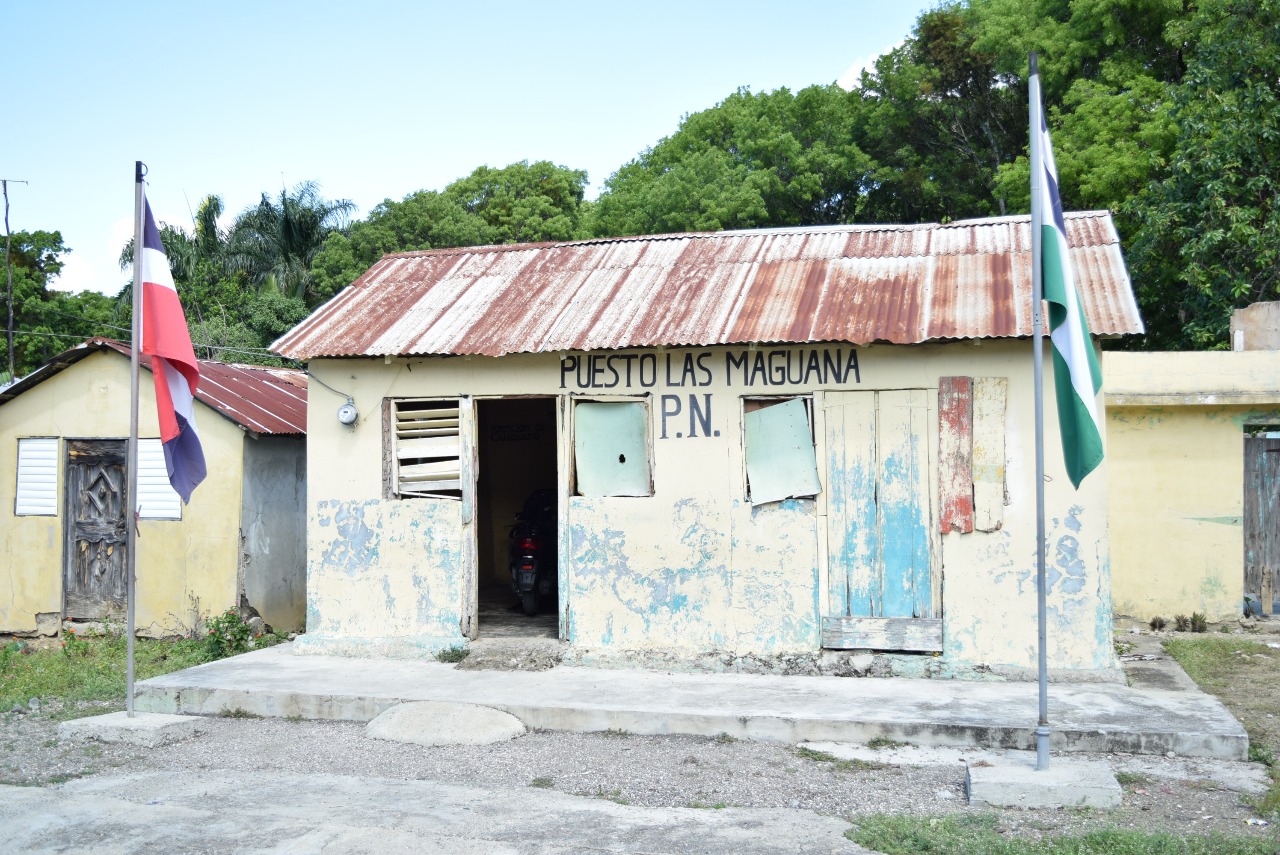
476,398 -> 558,638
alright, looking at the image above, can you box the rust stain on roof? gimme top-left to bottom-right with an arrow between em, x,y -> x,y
272,212 -> 1143,360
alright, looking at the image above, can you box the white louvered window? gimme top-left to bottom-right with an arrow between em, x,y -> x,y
15,437 -> 58,516
393,400 -> 462,500
137,439 -> 182,520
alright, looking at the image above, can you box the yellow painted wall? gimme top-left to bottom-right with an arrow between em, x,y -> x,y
300,340 -> 1114,673
1105,352 -> 1280,622
0,350 -> 245,636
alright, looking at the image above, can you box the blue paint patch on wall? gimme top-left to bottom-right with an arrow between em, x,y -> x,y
316,500 -> 382,578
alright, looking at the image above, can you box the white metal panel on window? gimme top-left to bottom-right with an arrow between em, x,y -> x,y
574,401 -> 652,497
744,398 -> 822,505
15,437 -> 58,516
137,439 -> 182,520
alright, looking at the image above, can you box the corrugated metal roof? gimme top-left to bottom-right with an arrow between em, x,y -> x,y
1,339 -> 307,435
272,212 -> 1144,360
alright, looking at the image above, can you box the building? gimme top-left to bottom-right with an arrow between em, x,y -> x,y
1,339 -> 308,636
273,213 -> 1143,678
1107,347 -> 1280,623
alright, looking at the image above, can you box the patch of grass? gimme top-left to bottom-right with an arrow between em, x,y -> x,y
1114,770 -> 1152,787
1165,635 -> 1280,819
687,800 -> 730,809
849,814 -> 1277,854
601,728 -> 631,738
529,776 -> 554,789
713,732 -> 737,744
795,745 -> 890,773
45,770 -> 94,786
589,786 -> 628,804
434,646 -> 470,664
866,735 -> 907,750
0,631 -> 208,711
218,708 -> 261,719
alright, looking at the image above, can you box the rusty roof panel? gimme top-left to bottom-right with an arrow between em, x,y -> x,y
96,340 -> 307,434
272,212 -> 1143,360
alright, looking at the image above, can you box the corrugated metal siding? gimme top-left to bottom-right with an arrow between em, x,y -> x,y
272,212 -> 1144,360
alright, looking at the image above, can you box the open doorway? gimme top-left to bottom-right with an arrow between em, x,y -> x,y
476,397 -> 559,638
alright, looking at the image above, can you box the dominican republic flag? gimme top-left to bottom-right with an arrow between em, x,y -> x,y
1030,64 -> 1104,488
140,198 -> 206,502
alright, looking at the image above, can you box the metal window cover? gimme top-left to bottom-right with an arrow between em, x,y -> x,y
272,211 -> 1143,361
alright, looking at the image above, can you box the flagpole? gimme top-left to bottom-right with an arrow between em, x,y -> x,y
126,162 -> 144,717
1028,52 -> 1051,771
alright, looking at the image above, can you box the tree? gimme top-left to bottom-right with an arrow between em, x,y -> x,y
852,4 -> 1027,223
1124,0 -> 1280,348
6,231 -> 121,377
588,86 -> 872,237
310,161 -> 590,301
226,181 -> 355,304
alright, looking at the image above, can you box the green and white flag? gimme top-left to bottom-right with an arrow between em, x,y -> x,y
1031,70 -> 1103,488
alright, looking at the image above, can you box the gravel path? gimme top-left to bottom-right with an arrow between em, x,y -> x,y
3,700 -> 1277,846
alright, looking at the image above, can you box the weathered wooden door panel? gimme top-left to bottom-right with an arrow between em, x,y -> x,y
822,390 -> 940,651
1244,433 -> 1280,615
824,393 -> 878,617
64,440 -> 128,620
876,389 -> 933,619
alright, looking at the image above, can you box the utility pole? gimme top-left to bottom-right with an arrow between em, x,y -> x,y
3,178 -> 28,383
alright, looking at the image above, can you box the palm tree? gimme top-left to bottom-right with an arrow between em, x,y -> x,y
226,181 -> 355,304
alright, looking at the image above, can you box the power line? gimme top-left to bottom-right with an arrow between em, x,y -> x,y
10,328 -> 300,364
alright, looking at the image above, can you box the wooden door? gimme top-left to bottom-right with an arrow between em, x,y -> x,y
821,389 -> 941,651
63,440 -> 128,620
1245,432 -> 1280,616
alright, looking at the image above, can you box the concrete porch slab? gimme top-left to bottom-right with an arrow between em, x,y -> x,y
133,643 -> 1250,760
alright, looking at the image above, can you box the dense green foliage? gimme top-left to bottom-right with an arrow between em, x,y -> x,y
6,0 -> 1277,368
0,630 -> 208,711
3,231 -> 123,380
310,160 -> 589,300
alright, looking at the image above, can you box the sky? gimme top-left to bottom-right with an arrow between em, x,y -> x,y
3,1 -> 934,296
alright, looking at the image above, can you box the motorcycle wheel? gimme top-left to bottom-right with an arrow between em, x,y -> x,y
521,590 -> 538,617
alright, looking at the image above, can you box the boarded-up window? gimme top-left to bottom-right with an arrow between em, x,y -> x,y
937,376 -> 1007,533
744,398 -> 821,505
392,400 -> 462,499
15,437 -> 58,516
574,400 -> 651,497
137,439 -> 183,520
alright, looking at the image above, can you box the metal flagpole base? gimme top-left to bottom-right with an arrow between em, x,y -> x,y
1036,725 -> 1051,770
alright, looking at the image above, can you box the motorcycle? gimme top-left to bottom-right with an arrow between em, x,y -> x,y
509,488 -> 557,616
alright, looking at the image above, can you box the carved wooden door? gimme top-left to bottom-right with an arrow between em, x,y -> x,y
63,440 -> 128,620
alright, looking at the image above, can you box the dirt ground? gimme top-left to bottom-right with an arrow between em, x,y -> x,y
1,702 -> 1278,846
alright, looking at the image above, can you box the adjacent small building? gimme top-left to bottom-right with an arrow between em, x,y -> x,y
274,212 -> 1144,678
1,339 -> 308,636
1106,347 -> 1280,623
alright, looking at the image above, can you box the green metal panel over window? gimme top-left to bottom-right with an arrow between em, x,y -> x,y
574,401 -> 651,497
744,398 -> 822,505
